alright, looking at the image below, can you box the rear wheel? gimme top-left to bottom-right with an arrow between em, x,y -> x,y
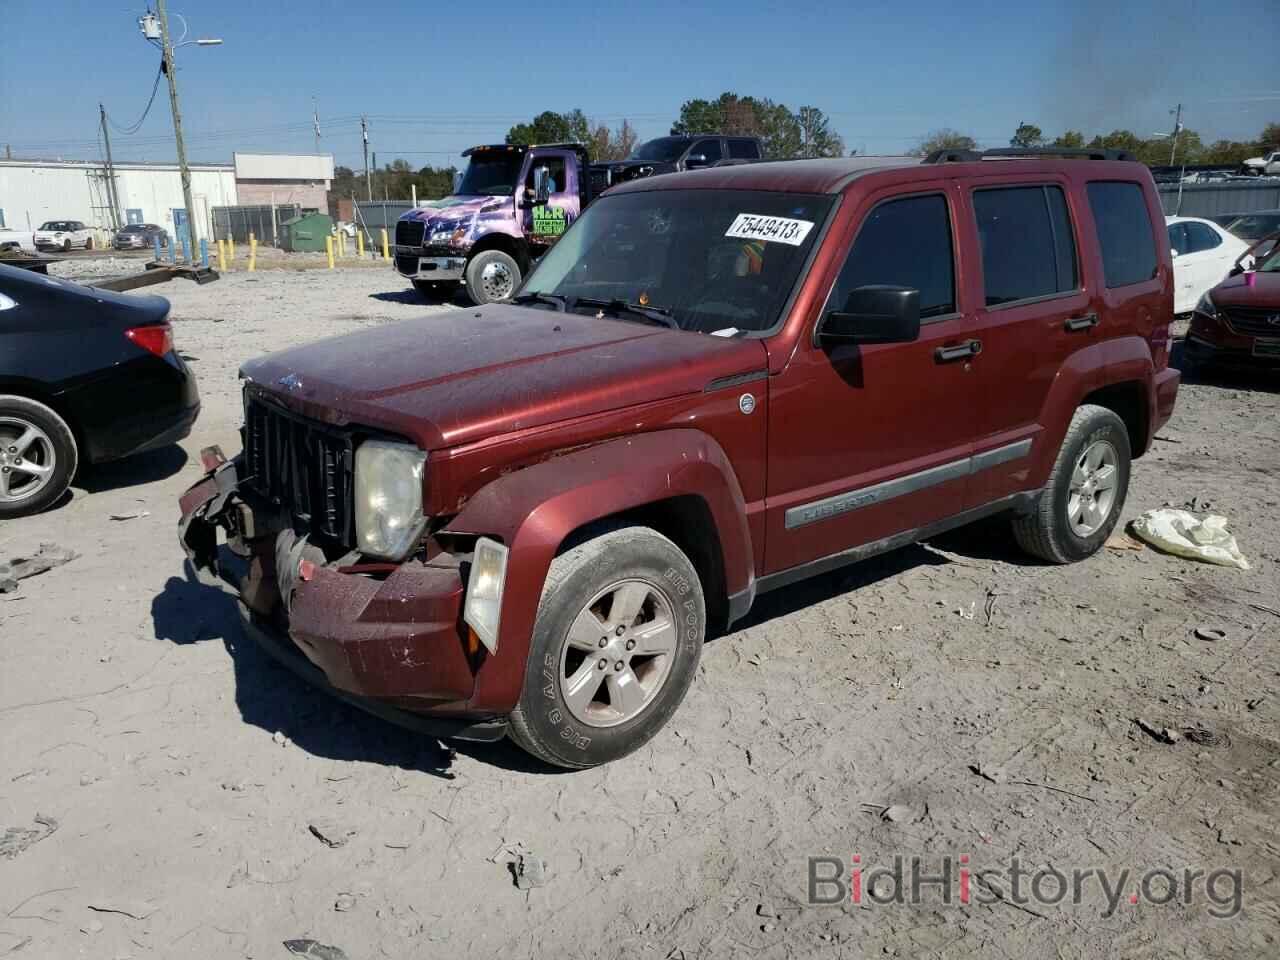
464,250 -> 520,305
508,526 -> 705,768
0,396 -> 78,518
1012,404 -> 1130,563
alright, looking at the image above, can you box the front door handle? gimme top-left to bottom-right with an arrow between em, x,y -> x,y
1065,313 -> 1100,332
934,339 -> 982,363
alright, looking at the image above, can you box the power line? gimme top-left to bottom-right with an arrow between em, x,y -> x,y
107,66 -> 165,136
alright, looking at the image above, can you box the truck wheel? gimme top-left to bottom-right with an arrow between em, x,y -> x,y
411,279 -> 459,302
508,526 -> 705,769
464,250 -> 520,305
0,395 -> 78,518
1012,404 -> 1130,563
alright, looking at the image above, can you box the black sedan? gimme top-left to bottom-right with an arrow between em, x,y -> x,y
0,263 -> 200,517
114,223 -> 169,250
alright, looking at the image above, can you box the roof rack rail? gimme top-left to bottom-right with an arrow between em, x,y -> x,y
924,147 -> 1137,164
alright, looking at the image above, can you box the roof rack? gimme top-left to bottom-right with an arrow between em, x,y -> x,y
924,147 -> 1137,164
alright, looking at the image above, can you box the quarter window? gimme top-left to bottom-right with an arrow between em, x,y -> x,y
973,185 -> 1079,306
827,194 -> 956,321
1087,182 -> 1158,287
728,139 -> 759,160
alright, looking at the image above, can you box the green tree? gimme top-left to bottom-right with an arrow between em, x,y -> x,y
916,129 -> 978,157
671,92 -> 845,159
1051,130 -> 1085,149
1259,122 -> 1280,148
797,105 -> 845,158
506,109 -> 591,146
1011,123 -> 1044,148
590,119 -> 639,161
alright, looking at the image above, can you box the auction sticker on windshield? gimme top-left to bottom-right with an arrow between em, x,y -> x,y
725,213 -> 814,246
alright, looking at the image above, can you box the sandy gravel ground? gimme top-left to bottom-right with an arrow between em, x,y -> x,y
1,261 -> 1277,959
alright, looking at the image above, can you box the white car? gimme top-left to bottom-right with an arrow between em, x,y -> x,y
0,228 -> 37,254
1165,216 -> 1250,314
1242,149 -> 1280,176
33,220 -> 95,252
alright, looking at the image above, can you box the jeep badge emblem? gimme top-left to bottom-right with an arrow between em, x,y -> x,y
277,372 -> 304,392
739,393 -> 756,415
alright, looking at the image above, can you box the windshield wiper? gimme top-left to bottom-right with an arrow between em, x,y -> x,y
509,291 -> 568,311
572,297 -> 679,329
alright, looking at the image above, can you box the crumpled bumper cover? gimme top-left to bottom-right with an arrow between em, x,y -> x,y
177,446 -> 504,741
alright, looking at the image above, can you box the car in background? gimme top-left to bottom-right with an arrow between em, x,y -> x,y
34,220 -> 95,252
1185,232 -> 1280,370
1206,213 -> 1243,228
113,223 -> 169,250
1241,149 -> 1280,176
1221,210 -> 1280,243
0,263 -> 200,517
0,227 -> 37,255
1165,216 -> 1250,314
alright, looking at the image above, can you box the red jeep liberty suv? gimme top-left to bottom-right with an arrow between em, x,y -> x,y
179,148 -> 1180,768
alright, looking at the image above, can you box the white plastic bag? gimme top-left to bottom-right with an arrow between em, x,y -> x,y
1130,509 -> 1250,570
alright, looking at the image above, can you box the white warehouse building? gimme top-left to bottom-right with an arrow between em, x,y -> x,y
0,157 -> 237,244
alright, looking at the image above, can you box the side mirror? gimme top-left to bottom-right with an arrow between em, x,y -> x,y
532,166 -> 552,205
817,285 -> 921,347
452,171 -> 463,194
685,153 -> 709,168
1170,248 -> 1180,258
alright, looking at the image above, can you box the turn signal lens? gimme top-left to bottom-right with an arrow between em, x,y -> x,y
464,537 -> 508,654
125,323 -> 174,357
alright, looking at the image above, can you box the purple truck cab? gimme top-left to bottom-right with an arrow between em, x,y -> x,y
393,143 -> 589,305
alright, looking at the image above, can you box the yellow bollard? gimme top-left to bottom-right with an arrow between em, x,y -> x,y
325,235 -> 335,269
338,231 -> 346,259
249,234 -> 257,272
380,228 -> 390,260
228,236 -> 236,261
357,230 -> 365,258
216,239 -> 227,272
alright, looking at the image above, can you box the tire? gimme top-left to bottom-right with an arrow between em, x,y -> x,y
463,250 -> 520,305
411,279 -> 460,302
85,236 -> 94,251
62,239 -> 72,253
508,526 -> 705,769
0,395 -> 78,518
1012,404 -> 1131,564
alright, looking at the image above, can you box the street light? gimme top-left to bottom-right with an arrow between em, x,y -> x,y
138,3 -> 221,261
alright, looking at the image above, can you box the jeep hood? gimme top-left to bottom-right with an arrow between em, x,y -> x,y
1212,270 -> 1280,309
240,303 -> 767,451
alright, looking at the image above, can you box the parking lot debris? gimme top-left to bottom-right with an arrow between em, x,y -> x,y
0,813 -> 58,860
1105,532 -> 1146,551
0,543 -> 79,594
882,804 -> 914,823
1195,627 -> 1228,643
273,730 -> 291,747
1130,509 -> 1250,569
1134,718 -> 1182,744
308,821 -> 357,848
513,852 -> 548,889
283,939 -> 349,960
334,892 -> 357,912
970,763 -> 1008,785
108,510 -> 151,521
87,899 -> 159,920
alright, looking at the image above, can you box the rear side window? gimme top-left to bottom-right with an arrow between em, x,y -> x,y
1087,182 -> 1158,287
728,139 -> 759,160
973,185 -> 1078,306
1184,221 -> 1222,253
828,194 -> 955,320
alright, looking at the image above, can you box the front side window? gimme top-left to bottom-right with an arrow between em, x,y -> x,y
1184,221 -> 1222,253
521,188 -> 834,335
689,140 -> 723,165
973,185 -> 1079,306
826,194 -> 956,321
1087,182 -> 1158,287
1167,222 -> 1188,256
525,156 -> 567,195
627,138 -> 689,163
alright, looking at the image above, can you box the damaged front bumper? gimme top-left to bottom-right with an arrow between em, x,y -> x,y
177,446 -> 506,743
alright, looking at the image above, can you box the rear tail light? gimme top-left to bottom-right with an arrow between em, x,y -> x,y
125,322 -> 174,358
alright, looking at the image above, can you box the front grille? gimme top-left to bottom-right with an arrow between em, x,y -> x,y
395,219 -> 425,247
395,253 -> 419,275
242,394 -> 354,546
1222,306 -> 1280,338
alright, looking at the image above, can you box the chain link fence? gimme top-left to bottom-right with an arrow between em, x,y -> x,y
212,204 -> 303,246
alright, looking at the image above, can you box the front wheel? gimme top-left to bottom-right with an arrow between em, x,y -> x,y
1012,404 -> 1131,563
508,526 -> 705,769
464,250 -> 520,305
62,239 -> 72,252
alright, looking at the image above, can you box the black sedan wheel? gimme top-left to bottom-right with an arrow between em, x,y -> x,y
0,396 -> 78,517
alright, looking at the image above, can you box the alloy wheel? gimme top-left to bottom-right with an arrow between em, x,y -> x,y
1067,439 -> 1119,537
479,260 -> 515,301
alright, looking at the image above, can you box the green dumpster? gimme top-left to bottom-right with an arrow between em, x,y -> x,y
279,213 -> 333,253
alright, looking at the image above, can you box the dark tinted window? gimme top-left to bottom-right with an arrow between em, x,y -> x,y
828,194 -> 955,320
1166,222 -> 1188,256
690,139 -> 723,164
1087,182 -> 1158,287
728,138 -> 760,160
973,186 -> 1078,306
1184,221 -> 1221,253
525,156 -> 567,195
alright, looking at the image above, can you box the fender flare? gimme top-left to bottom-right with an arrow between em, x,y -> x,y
443,428 -> 754,712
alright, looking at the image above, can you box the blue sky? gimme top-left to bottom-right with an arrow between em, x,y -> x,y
1,0 -> 1275,170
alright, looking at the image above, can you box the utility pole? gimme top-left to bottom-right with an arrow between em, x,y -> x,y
1169,103 -> 1183,166
155,0 -> 199,257
362,117 -> 372,201
99,104 -> 123,230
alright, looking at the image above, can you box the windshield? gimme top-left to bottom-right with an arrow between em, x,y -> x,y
120,225 -> 145,233
627,138 -> 689,163
456,153 -> 524,196
520,188 -> 833,334
39,222 -> 70,231
1228,213 -> 1280,241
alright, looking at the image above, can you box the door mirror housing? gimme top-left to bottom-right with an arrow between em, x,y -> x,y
452,171 -> 463,194
817,285 -> 921,347
532,166 -> 552,205
1170,248 -> 1180,258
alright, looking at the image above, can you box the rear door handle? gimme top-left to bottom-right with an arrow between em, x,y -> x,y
1065,313 -> 1099,332
934,339 -> 982,363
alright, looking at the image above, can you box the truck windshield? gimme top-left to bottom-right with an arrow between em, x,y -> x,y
521,189 -> 834,335
456,153 -> 524,196
627,138 -> 689,163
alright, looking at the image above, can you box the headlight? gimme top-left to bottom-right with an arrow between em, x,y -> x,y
1195,291 -> 1217,318
354,440 -> 427,560
464,537 -> 508,654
